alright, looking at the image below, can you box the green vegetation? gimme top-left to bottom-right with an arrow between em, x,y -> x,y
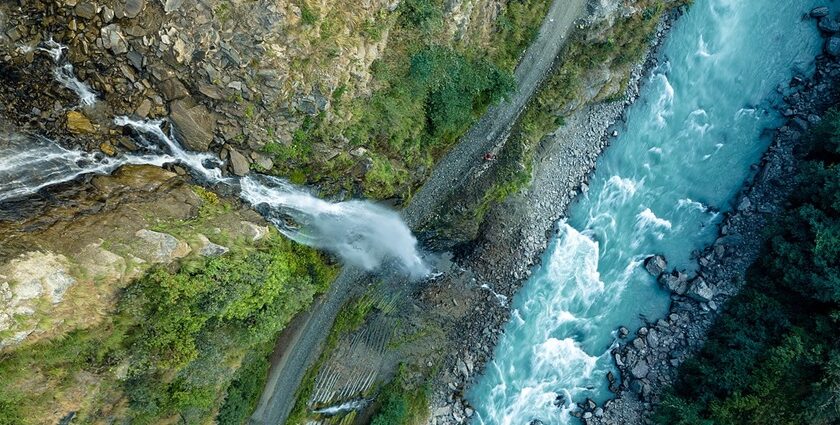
370,364 -> 430,425
0,234 -> 337,424
480,0 -> 553,72
654,110 -> 840,425
437,0 -> 673,242
266,0 -> 555,201
217,345 -> 273,425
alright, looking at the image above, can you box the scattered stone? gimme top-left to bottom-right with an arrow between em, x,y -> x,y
687,277 -> 715,303
66,111 -> 95,134
827,36 -> 840,57
644,255 -> 667,276
74,2 -> 97,19
618,326 -> 629,338
658,271 -> 689,295
240,221 -> 270,241
819,17 -> 840,34
101,24 -> 129,55
124,0 -> 145,18
100,142 -> 117,156
197,235 -> 229,257
135,98 -> 152,118
811,6 -> 830,18
160,0 -> 185,13
161,78 -> 190,100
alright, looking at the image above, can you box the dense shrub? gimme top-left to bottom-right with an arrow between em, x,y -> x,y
0,234 -> 337,424
654,110 -> 840,425
370,365 -> 429,425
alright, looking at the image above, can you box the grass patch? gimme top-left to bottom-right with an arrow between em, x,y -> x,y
370,364 -> 430,425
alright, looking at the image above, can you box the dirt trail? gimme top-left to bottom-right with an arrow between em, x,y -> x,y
249,1 -> 588,423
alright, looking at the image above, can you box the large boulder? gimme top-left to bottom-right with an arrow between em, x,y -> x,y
124,0 -> 145,18
687,277 -> 716,302
227,147 -> 250,176
818,17 -> 840,34
134,229 -> 191,262
643,255 -> 667,276
811,6 -> 830,18
658,271 -> 689,295
170,98 -> 216,151
630,359 -> 649,379
66,111 -> 95,134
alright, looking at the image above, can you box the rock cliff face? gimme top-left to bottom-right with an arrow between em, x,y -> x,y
0,0 -> 513,181
0,165 -> 270,349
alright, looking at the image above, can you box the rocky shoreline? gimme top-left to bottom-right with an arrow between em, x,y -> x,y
588,11 -> 840,425
424,9 -> 684,424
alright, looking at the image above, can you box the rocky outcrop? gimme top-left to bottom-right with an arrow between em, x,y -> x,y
0,165 -> 270,349
134,229 -> 192,262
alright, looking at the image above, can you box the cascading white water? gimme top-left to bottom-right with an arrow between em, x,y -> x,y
1,39 -> 426,276
0,116 -> 427,277
39,39 -> 97,107
0,131 -> 170,202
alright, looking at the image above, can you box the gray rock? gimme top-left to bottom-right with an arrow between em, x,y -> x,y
737,196 -> 752,211
228,148 -> 250,176
644,255 -> 667,276
101,5 -> 115,22
161,78 -> 190,101
811,6 -> 830,18
819,17 -> 840,34
74,2 -> 97,19
101,24 -> 128,55
687,277 -> 715,302
197,235 -> 229,257
160,0 -> 185,13
618,326 -> 629,338
827,37 -> 840,57
631,360 -> 649,379
658,271 -> 688,295
124,0 -> 145,18
135,229 -> 191,262
170,98 -> 216,151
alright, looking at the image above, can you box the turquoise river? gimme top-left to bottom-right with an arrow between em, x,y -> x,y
468,0 -> 835,423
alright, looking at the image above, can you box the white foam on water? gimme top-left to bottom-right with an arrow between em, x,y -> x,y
635,208 -> 672,231
312,398 -> 369,416
651,73 -> 675,128
240,175 -> 428,278
0,133 -> 170,202
676,197 -> 707,212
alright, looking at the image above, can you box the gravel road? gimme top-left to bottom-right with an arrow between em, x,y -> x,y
248,1 -> 587,423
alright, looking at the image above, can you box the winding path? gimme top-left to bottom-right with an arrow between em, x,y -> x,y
249,1 -> 587,423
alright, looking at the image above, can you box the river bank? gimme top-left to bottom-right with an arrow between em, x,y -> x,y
588,12 -> 840,424
422,9 -> 684,424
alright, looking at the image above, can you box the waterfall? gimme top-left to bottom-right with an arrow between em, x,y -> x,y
0,39 -> 427,276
